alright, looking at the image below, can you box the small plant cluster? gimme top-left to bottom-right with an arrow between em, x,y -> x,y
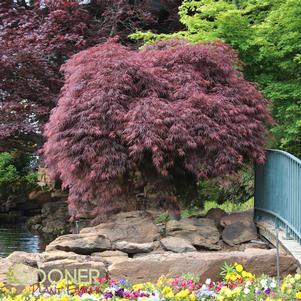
1,263 -> 301,300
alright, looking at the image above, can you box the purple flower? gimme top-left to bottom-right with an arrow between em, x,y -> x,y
104,291 -> 113,299
119,279 -> 129,287
115,288 -> 125,297
265,288 -> 271,294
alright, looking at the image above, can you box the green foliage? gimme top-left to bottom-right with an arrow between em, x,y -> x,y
203,198 -> 254,213
132,0 -> 301,157
182,273 -> 201,283
220,262 -> 236,277
180,207 -> 201,219
0,151 -> 38,204
199,167 -> 254,205
155,212 -> 170,224
158,198 -> 253,222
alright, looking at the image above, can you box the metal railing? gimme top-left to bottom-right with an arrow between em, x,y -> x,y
255,149 -> 301,243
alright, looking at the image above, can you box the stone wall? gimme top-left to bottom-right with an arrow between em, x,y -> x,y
0,210 -> 298,288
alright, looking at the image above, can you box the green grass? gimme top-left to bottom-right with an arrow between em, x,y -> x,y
155,198 -> 254,223
180,198 -> 254,219
203,197 -> 254,214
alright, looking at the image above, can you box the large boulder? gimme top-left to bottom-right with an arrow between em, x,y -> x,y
114,241 -> 154,254
41,250 -> 90,263
39,258 -> 106,284
27,201 -> 70,235
80,211 -> 160,244
222,221 -> 258,246
45,234 -> 111,254
206,208 -> 228,228
166,218 -> 221,250
220,210 -> 253,227
160,237 -> 196,253
28,191 -> 52,204
109,248 -> 297,284
0,257 -> 39,288
6,251 -> 41,268
38,250 -> 106,284
92,251 -> 130,266
92,250 -> 128,258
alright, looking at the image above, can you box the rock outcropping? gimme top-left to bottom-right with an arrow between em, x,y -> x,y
0,210 -> 298,288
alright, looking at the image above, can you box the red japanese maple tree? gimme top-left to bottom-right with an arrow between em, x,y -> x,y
43,39 -> 271,221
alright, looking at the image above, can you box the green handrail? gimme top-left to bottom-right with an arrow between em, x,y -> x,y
255,149 -> 301,243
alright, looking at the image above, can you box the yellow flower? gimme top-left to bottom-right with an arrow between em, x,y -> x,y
233,287 -> 241,295
235,264 -> 243,273
133,283 -> 144,290
296,292 -> 301,299
289,277 -> 296,285
175,289 -> 190,299
166,291 -> 175,299
56,279 -> 66,289
225,272 -> 240,282
162,286 -> 172,294
157,275 -> 167,288
295,274 -> 301,281
60,295 -> 69,301
225,288 -> 233,298
242,271 -> 254,280
190,291 -> 196,301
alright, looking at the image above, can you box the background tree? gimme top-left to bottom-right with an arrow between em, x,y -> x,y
133,0 -> 301,157
43,39 -> 271,221
0,151 -> 38,210
0,0 -> 181,151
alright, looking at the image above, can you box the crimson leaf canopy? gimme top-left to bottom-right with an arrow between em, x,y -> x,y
43,39 -> 271,220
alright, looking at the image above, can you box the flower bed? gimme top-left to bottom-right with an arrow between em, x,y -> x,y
1,263 -> 301,300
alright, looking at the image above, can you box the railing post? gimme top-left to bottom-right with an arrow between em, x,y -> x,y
275,223 -> 280,290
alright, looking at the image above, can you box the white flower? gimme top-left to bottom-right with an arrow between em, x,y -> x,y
246,281 -> 252,287
244,288 -> 250,294
81,293 -> 97,300
42,293 -> 51,298
260,279 -> 267,288
33,291 -> 41,297
147,292 -> 161,301
270,281 -> 277,288
205,278 -> 211,285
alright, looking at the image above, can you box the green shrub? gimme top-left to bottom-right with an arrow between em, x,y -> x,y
0,151 -> 38,205
203,198 -> 254,214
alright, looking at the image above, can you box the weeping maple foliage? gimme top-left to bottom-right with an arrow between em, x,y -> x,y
0,0 -> 181,151
43,39 -> 271,221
